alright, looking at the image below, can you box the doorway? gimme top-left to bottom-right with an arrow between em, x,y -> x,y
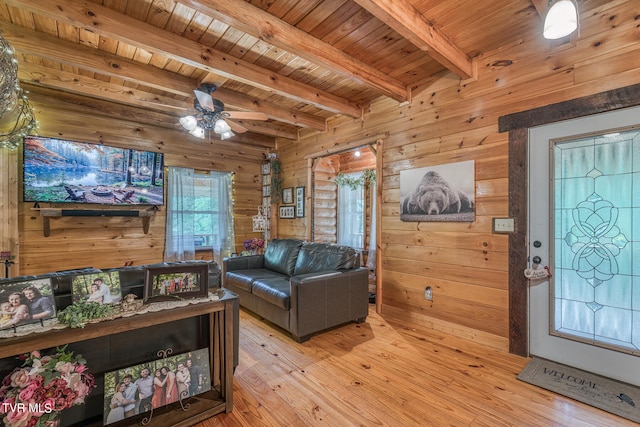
311,147 -> 377,294
528,106 -> 640,385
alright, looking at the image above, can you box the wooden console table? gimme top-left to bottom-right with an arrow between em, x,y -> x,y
0,292 -> 237,427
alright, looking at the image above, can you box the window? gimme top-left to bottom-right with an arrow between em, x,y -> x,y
165,167 -> 234,262
337,172 -> 364,249
193,174 -> 220,248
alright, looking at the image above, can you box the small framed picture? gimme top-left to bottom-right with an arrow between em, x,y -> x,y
71,272 -> 122,305
261,161 -> 271,175
279,205 -> 295,219
282,187 -> 294,204
295,186 -> 305,217
144,264 -> 208,302
0,278 -> 56,331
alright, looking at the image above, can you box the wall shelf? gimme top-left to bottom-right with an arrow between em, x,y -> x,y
32,208 -> 156,237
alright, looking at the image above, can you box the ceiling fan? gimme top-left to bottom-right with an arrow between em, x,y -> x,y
179,83 -> 268,140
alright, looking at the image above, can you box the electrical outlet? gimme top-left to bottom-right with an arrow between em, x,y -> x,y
424,286 -> 433,301
493,218 -> 514,233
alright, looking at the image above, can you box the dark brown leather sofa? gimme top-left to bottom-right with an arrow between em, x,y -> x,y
222,238 -> 369,342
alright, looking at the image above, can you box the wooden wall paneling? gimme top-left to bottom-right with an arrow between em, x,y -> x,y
382,273 -> 508,337
0,148 -> 19,277
274,140 -> 310,240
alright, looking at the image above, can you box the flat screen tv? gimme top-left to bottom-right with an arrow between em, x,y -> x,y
23,136 -> 164,206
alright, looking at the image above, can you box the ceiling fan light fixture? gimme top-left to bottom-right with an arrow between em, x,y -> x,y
189,126 -> 205,139
179,115 -> 198,131
543,0 -> 578,39
220,130 -> 235,140
214,118 -> 231,134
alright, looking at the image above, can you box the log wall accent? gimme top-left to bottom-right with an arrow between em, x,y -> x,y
312,157 -> 338,243
6,91 -> 266,275
275,0 -> 640,351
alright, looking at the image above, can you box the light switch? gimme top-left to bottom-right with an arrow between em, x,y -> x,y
493,218 -> 514,233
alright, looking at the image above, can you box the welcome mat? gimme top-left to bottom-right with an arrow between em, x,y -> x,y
517,357 -> 640,423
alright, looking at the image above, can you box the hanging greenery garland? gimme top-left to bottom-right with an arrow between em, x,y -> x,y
334,169 -> 376,190
269,158 -> 283,204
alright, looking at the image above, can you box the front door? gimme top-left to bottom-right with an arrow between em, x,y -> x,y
528,106 -> 640,386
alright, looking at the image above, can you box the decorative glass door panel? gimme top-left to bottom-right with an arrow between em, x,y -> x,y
551,129 -> 639,354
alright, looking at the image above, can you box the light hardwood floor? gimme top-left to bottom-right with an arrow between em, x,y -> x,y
198,306 -> 635,427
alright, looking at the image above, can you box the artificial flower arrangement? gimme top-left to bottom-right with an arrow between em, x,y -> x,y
243,237 -> 265,252
0,346 -> 96,427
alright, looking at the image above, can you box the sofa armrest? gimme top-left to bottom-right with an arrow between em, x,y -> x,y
222,255 -> 265,287
288,267 -> 369,339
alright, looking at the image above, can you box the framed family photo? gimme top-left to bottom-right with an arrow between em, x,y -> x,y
282,187 -> 294,204
0,277 -> 56,331
261,161 -> 271,175
295,186 -> 305,217
71,271 -> 122,305
103,348 -> 211,425
144,264 -> 208,302
279,205 -> 295,219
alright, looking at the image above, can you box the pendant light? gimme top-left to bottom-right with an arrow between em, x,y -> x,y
543,0 -> 578,40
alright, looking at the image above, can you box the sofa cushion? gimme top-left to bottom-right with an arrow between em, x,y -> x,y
293,242 -> 358,276
225,269 -> 286,292
251,277 -> 291,309
263,238 -> 304,277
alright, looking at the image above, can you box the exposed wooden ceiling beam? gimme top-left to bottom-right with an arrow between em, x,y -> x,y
25,86 -> 277,150
353,0 -> 475,79
4,0 -> 363,118
19,67 -> 288,139
231,121 -> 298,140
212,87 -> 327,131
20,62 -> 296,139
181,0 -> 409,103
3,21 -> 325,131
18,62 -> 192,113
1,20 -> 195,96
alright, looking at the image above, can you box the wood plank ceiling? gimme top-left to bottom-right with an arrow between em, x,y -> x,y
0,0 -> 544,148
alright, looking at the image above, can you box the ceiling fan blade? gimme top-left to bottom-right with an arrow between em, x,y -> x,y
226,111 -> 268,121
194,89 -> 215,111
226,119 -> 248,134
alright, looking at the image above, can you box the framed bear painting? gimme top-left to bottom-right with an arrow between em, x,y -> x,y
399,160 -> 475,222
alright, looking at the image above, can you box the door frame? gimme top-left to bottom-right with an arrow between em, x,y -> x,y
498,82 -> 640,356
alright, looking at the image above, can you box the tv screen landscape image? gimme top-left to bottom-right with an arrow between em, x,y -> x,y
23,136 -> 164,206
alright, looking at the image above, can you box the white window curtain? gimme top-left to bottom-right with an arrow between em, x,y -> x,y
210,170 -> 235,262
164,167 -> 235,263
165,167 -> 195,261
337,172 -> 364,249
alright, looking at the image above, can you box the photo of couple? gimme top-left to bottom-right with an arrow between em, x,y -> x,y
0,278 -> 56,330
103,348 -> 211,425
71,272 -> 122,305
